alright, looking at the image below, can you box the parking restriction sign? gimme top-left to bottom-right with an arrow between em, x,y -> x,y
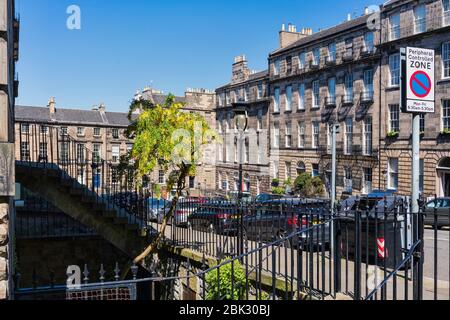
405,47 -> 435,113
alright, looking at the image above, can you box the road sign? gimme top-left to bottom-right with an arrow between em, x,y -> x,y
405,47 -> 435,113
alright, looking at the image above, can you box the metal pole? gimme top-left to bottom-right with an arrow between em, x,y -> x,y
331,123 -> 339,293
412,114 -> 420,214
238,131 -> 244,256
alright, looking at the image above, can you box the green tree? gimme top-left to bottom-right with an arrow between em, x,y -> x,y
294,173 -> 324,197
121,94 -> 219,277
205,259 -> 246,300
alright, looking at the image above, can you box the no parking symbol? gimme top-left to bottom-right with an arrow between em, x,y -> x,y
405,47 -> 435,113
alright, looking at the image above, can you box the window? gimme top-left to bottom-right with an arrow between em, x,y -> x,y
313,48 -> 320,66
345,73 -> 353,100
77,127 -> 85,136
272,161 -> 280,179
312,121 -> 320,149
257,83 -> 263,99
420,114 -> 426,133
226,92 -> 231,105
388,158 -> 399,190
39,143 -> 48,161
285,85 -> 292,111
389,13 -> 400,40
234,138 -> 238,163
298,121 -> 305,148
389,54 -> 400,86
298,52 -> 306,70
112,128 -> 119,139
226,140 -> 232,163
188,176 -> 196,189
94,127 -> 101,137
222,175 -> 229,191
20,142 -> 30,161
443,42 -> 450,79
273,122 -> 280,148
218,116 -> 223,133
286,56 -> 292,74
389,104 -> 400,133
274,59 -> 281,75
257,109 -> 263,131
76,143 -> 85,163
345,118 -> 353,155
158,170 -> 165,184
328,42 -> 336,62
112,145 -> 120,163
274,87 -> 280,113
246,87 -> 251,102
40,126 -> 48,135
285,121 -> 292,148
296,162 -> 306,175
312,164 -> 320,178
420,159 -> 425,193
298,83 -> 305,110
363,168 -> 373,195
344,167 -> 353,193
217,144 -> 223,163
364,32 -> 374,53
327,124 -> 333,153
257,134 -> 262,165
414,5 -> 426,34
21,123 -> 29,134
256,178 -> 261,195
344,38 -> 353,59
444,0 -> 450,26
285,162 -> 292,181
443,100 -> 450,131
60,142 -> 69,163
364,69 -> 374,93
93,144 -> 102,162
364,117 -> 373,155
327,78 -> 336,104
312,80 -> 320,109
60,127 -> 68,137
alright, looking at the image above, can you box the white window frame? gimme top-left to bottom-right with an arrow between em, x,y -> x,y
285,121 -> 292,148
414,5 -> 427,34
328,77 -> 336,101
444,0 -> 450,27
364,32 -> 374,52
388,158 -> 399,191
443,42 -> 450,79
274,87 -> 280,113
112,145 -> 120,163
389,13 -> 400,41
313,48 -> 320,66
363,116 -> 373,156
389,53 -> 400,87
312,121 -> 320,149
345,118 -> 353,155
389,104 -> 400,133
363,167 -> 373,195
298,52 -> 306,70
298,83 -> 305,110
273,122 -> 280,149
328,42 -> 336,62
443,100 -> 450,131
285,85 -> 292,112
274,59 -> 281,75
312,80 -> 320,109
298,121 -> 305,148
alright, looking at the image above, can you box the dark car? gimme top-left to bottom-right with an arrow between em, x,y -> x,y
147,198 -> 168,222
424,198 -> 450,228
255,193 -> 284,202
243,198 -> 332,247
188,202 -> 239,234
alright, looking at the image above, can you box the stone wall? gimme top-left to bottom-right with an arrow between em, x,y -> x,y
0,201 -> 9,298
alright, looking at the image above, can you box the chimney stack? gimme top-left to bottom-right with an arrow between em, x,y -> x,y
364,7 -> 369,15
279,23 -> 312,48
48,97 -> 56,114
98,103 -> 106,113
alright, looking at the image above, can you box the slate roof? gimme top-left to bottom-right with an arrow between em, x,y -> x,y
15,105 -> 131,127
216,70 -> 269,91
270,15 -> 370,56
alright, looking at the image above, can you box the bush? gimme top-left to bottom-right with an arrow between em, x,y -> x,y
294,173 -> 324,197
271,178 -> 280,187
271,186 -> 285,195
205,259 -> 246,300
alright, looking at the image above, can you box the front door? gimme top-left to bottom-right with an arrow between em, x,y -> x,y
445,173 -> 450,197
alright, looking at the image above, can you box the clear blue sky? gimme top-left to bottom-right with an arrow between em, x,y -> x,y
16,0 -> 379,112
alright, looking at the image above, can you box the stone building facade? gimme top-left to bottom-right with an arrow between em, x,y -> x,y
378,0 -> 450,199
215,56 -> 271,197
0,0 -> 18,300
267,15 -> 382,198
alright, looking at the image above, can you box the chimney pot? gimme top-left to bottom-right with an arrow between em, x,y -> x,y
48,97 -> 56,114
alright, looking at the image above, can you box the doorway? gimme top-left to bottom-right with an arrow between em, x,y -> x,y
437,158 -> 450,197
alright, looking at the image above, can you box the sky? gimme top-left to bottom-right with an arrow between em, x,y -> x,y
16,0 -> 380,112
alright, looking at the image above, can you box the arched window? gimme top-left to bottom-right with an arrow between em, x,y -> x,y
244,174 -> 251,193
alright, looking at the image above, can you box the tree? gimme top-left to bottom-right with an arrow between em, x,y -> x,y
121,94 -> 219,278
294,173 -> 324,197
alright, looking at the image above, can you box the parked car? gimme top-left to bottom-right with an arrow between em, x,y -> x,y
243,198 -> 331,247
188,202 -> 239,234
157,200 -> 202,227
228,191 -> 253,203
255,193 -> 284,202
424,198 -> 450,228
147,198 -> 167,222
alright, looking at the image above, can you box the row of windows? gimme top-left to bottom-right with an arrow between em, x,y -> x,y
388,100 -> 450,134
388,1 -> 450,42
273,32 -> 375,76
217,82 -> 268,107
272,70 -> 374,113
218,172 -> 254,193
271,117 -> 373,154
19,124 -> 122,139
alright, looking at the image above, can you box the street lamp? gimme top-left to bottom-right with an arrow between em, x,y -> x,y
234,104 -> 249,257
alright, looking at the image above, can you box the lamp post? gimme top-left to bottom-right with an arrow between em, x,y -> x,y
234,105 -> 249,257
